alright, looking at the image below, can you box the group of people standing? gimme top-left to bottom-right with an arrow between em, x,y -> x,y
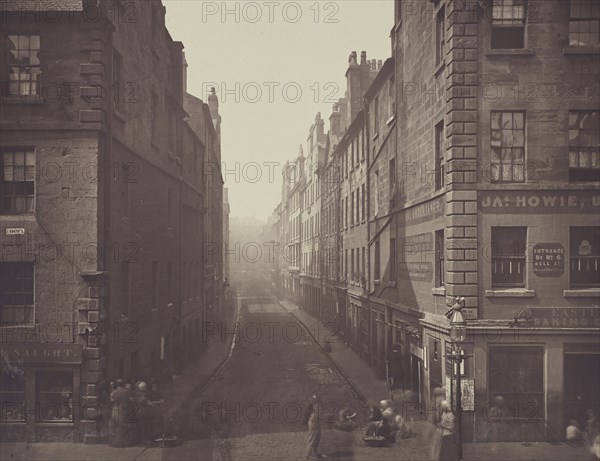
108,379 -> 164,448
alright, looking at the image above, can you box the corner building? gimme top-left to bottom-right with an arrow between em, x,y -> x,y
0,0 -> 220,443
391,0 -> 599,443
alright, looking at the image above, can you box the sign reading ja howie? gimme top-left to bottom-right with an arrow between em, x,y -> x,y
479,190 -> 600,213
0,343 -> 83,364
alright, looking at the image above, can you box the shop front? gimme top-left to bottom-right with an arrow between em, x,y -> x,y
469,311 -> 600,443
0,343 -> 83,442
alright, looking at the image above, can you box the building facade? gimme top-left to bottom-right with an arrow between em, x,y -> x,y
300,113 -> 326,320
389,0 -> 600,443
0,0 -> 224,443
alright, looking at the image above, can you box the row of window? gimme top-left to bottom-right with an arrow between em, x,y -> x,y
365,226 -> 599,290
341,127 -> 366,179
341,183 -> 367,228
0,259 -> 201,325
303,211 -> 320,241
0,148 -> 209,218
429,0 -> 600,57
490,226 -> 600,289
430,110 -> 599,190
1,370 -> 72,424
342,246 -> 367,285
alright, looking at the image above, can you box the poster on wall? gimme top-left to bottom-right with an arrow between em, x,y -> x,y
445,377 -> 475,411
532,243 -> 565,276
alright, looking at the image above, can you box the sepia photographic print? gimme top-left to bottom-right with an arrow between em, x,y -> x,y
0,1 -> 599,460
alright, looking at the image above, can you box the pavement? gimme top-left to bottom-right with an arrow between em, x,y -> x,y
1,295 -> 596,461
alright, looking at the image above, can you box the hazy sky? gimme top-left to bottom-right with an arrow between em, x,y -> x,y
164,0 -> 393,221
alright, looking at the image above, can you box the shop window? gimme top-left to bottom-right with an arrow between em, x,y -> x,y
0,369 -> 25,423
491,111 -> 525,183
7,35 -> 41,96
570,226 -> 600,288
569,0 -> 600,46
1,148 -> 36,214
491,0 -> 526,49
568,110 -> 600,182
36,372 -> 73,423
488,346 -> 544,420
0,262 -> 34,325
491,227 -> 526,288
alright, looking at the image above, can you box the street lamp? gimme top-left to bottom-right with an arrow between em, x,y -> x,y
445,296 -> 470,461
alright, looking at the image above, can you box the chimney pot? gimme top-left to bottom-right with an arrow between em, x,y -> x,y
361,51 -> 367,64
349,51 -> 358,65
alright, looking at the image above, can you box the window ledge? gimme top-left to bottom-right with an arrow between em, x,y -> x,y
1,213 -> 36,220
564,289 -> 600,298
485,289 -> 535,298
432,286 -> 446,297
434,60 -> 446,77
1,95 -> 44,104
563,46 -> 600,55
485,49 -> 535,56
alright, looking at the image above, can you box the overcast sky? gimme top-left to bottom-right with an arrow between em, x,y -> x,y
164,0 -> 393,222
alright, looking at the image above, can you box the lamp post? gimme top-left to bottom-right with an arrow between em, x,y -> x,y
445,297 -> 470,461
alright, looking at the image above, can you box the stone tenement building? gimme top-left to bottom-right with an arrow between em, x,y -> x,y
274,0 -> 599,444
300,113 -> 325,322
389,0 -> 599,443
0,0 -> 224,442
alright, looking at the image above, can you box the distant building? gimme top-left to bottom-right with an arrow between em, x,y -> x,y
300,113 -> 326,319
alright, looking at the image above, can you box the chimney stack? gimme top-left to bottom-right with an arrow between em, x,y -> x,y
361,51 -> 367,65
330,103 -> 341,135
349,51 -> 358,65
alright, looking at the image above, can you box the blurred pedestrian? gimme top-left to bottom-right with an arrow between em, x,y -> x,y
109,379 -> 133,447
305,393 -> 326,460
438,400 -> 457,461
133,381 -> 151,443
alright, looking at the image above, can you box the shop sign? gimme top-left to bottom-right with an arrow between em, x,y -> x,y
398,262 -> 433,282
531,307 -> 600,328
0,343 -> 82,364
479,191 -> 600,214
401,233 -> 433,256
404,197 -> 445,225
410,343 -> 423,360
5,228 -> 25,235
532,243 -> 565,276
